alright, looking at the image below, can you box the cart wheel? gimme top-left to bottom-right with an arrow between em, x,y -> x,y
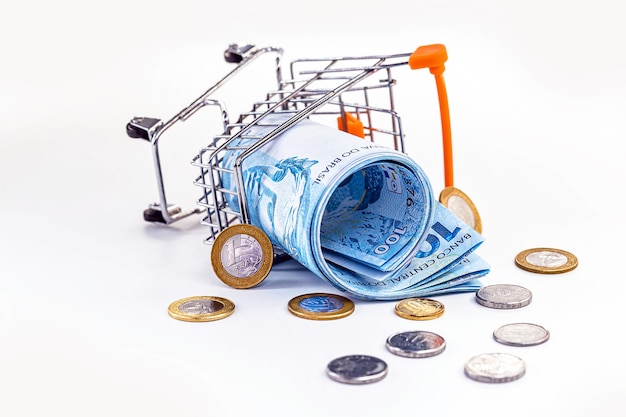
223,44 -> 255,63
126,122 -> 149,140
143,207 -> 166,223
211,224 -> 274,289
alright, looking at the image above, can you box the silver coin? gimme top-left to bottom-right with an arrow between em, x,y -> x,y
326,355 -> 388,384
493,323 -> 550,347
464,352 -> 526,383
287,293 -> 355,320
475,284 -> 532,309
386,330 -> 446,358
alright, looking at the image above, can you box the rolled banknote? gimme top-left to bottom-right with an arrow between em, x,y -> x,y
221,114 -> 489,300
322,205 -> 489,300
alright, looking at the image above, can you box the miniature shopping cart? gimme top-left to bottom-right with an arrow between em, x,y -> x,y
126,42 -> 482,287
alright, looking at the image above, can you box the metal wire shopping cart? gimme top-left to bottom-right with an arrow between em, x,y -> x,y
126,42 -> 482,289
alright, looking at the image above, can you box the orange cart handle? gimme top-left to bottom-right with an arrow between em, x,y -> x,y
409,44 -> 454,188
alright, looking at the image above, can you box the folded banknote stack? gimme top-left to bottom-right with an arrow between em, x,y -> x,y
220,114 -> 490,300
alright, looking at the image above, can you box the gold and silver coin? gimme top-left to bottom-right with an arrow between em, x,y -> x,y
394,297 -> 445,320
386,330 -> 446,358
326,354 -> 388,384
493,323 -> 550,347
475,284 -> 532,309
514,247 -> 578,274
167,295 -> 235,322
439,186 -> 482,234
211,224 -> 273,289
287,293 -> 355,320
464,352 -> 526,383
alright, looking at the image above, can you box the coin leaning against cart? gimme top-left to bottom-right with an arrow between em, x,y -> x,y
515,247 -> 578,274
211,224 -> 274,289
394,297 -> 445,320
287,293 -> 355,320
439,186 -> 482,234
167,296 -> 235,322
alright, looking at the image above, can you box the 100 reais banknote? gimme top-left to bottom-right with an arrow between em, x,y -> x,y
221,113 -> 489,300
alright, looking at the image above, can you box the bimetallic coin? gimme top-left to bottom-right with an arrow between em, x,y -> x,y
394,297 -> 445,320
211,224 -> 273,289
287,293 -> 355,320
386,330 -> 446,358
439,186 -> 482,234
464,352 -> 526,383
326,355 -> 388,384
167,296 -> 235,322
476,284 -> 532,309
493,323 -> 550,347
515,247 -> 578,274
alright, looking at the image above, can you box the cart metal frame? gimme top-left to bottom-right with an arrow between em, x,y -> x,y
126,42 -> 460,260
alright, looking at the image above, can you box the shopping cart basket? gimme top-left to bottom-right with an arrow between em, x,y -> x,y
126,42 -> 482,288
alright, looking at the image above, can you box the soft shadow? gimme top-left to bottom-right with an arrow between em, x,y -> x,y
141,216 -> 205,240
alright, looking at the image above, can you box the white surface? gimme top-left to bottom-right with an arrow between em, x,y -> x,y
2,1 -> 625,416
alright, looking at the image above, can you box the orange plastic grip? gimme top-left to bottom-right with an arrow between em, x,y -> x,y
337,112 -> 365,138
409,44 -> 454,188
409,44 -> 448,74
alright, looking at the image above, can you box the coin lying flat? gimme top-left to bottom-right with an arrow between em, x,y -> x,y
386,330 -> 446,358
326,355 -> 388,384
288,293 -> 355,320
515,247 -> 578,274
211,224 -> 273,289
439,186 -> 482,234
394,297 -> 445,320
475,284 -> 532,309
464,352 -> 526,383
167,296 -> 235,322
493,323 -> 550,347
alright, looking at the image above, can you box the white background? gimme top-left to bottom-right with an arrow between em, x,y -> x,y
2,1 -> 625,416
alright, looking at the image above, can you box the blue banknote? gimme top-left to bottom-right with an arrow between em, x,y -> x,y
318,249 -> 489,301
415,279 -> 483,296
406,252 -> 490,293
320,204 -> 489,299
219,114 -> 489,300
322,202 -> 485,283
320,162 -> 430,271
